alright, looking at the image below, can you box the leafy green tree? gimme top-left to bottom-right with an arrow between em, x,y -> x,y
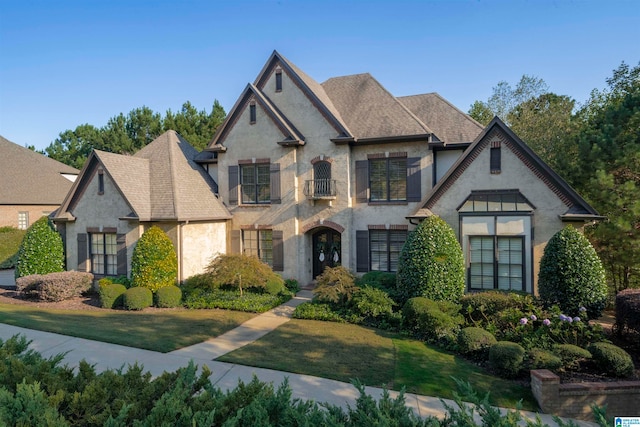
164,100 -> 226,151
14,217 -> 65,279
396,215 -> 465,303
538,226 -> 608,319
131,226 -> 178,292
45,124 -> 103,169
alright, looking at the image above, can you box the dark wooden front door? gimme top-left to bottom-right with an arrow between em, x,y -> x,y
312,228 -> 341,278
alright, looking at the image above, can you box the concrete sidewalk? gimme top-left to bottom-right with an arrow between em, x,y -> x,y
0,269 -> 15,288
0,291 -> 596,426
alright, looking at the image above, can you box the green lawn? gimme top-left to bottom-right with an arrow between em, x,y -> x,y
0,227 -> 25,268
218,319 -> 536,410
0,304 -> 254,353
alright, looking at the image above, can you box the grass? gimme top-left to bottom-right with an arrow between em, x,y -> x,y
0,227 -> 25,269
218,319 -> 537,410
0,304 -> 254,353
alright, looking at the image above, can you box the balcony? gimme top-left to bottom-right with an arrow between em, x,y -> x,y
304,179 -> 337,200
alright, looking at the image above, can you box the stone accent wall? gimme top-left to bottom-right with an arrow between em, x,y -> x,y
531,369 -> 640,421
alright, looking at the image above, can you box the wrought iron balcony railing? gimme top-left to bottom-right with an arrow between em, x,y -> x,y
303,179 -> 336,199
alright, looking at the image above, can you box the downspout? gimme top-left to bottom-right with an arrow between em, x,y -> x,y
178,222 -> 184,283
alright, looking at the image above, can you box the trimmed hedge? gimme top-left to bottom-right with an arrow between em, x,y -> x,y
615,288 -> 640,337
552,344 -> 592,370
131,226 -> 178,292
460,291 -> 527,325
155,285 -> 182,308
15,272 -> 93,302
588,342 -> 635,378
457,327 -> 497,359
528,348 -> 563,371
14,217 -> 64,279
489,341 -> 525,378
401,297 -> 463,342
122,287 -> 153,311
99,283 -> 127,309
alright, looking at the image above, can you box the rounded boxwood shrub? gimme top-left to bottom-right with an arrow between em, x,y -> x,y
14,217 -> 64,279
528,348 -> 563,371
489,341 -> 525,378
396,215 -> 465,303
122,287 -> 153,311
587,342 -> 635,377
131,226 -> 178,292
538,227 -> 607,319
99,283 -> 127,309
460,291 -> 526,324
154,285 -> 182,308
552,344 -> 592,370
457,327 -> 497,359
402,297 -> 463,342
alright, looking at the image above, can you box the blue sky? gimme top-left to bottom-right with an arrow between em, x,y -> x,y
1,0 -> 638,152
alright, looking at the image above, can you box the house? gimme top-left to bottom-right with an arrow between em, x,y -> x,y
53,130 -> 231,281
54,51 -> 600,294
0,135 -> 78,230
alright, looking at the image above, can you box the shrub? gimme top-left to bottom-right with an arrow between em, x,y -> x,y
14,217 -> 64,279
588,342 -> 635,377
538,227 -> 608,319
396,215 -> 465,303
182,273 -> 212,291
16,271 -> 93,302
131,226 -> 178,292
293,302 -> 344,322
204,254 -> 284,294
98,277 -> 113,288
314,266 -> 359,306
460,291 -> 529,326
457,327 -> 497,359
489,341 -> 525,378
402,297 -> 463,342
99,283 -> 127,309
183,288 -> 290,312
357,271 -> 397,292
528,348 -> 563,371
122,287 -> 153,310
265,277 -> 286,295
552,344 -> 592,370
615,288 -> 640,337
284,278 -> 300,294
155,285 -> 182,308
350,286 -> 395,319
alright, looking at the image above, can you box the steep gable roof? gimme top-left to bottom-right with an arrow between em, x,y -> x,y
322,73 -> 433,141
410,117 -> 601,220
398,93 -> 483,143
0,135 -> 79,205
57,131 -> 230,222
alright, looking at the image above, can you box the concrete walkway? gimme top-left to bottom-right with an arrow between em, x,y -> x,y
0,290 -> 596,426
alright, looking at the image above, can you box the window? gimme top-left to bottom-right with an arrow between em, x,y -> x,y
91,233 -> 117,275
18,212 -> 29,230
98,170 -> 104,194
313,160 -> 332,196
249,101 -> 256,123
458,190 -> 534,212
275,69 -> 282,92
490,141 -> 501,174
241,163 -> 270,204
369,229 -> 407,272
370,158 -> 407,201
243,229 -> 273,266
469,236 -> 524,291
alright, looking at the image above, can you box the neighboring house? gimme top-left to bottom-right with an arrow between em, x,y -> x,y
0,135 -> 78,230
53,130 -> 231,282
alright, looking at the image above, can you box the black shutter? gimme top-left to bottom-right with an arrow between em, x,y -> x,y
231,230 -> 241,254
228,166 -> 238,205
356,230 -> 369,272
406,157 -> 421,202
117,234 -> 127,276
355,160 -> 368,203
77,233 -> 88,272
270,163 -> 281,204
272,230 -> 284,271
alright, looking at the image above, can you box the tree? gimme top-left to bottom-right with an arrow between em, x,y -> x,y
396,215 -> 465,303
131,226 -> 178,292
45,124 -> 103,169
164,100 -> 226,151
14,217 -> 65,279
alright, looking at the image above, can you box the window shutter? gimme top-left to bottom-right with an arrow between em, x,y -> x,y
270,163 -> 281,204
272,230 -> 284,271
231,230 -> 241,254
116,234 -> 127,276
356,230 -> 369,272
77,233 -> 88,272
228,166 -> 238,205
355,160 -> 368,203
406,157 -> 421,202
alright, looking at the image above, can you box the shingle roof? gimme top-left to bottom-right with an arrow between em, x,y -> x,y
397,93 -> 483,143
0,135 -> 79,205
322,73 -> 432,140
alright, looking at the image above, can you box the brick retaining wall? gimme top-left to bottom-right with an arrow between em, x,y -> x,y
531,369 -> 640,421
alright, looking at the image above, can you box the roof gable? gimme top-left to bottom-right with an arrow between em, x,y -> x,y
411,117 -> 600,219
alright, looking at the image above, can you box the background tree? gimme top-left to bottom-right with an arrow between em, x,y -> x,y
163,100 -> 226,151
14,217 -> 65,279
45,124 -> 104,169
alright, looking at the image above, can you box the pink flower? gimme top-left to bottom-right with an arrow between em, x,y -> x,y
543,319 -> 551,326
530,314 -> 537,321
519,318 -> 528,325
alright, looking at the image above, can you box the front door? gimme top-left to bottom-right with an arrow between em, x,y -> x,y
312,228 -> 341,278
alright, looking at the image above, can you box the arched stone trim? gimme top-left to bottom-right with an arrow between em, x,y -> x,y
301,219 -> 345,234
310,155 -> 334,165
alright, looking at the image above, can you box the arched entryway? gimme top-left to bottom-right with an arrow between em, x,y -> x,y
311,228 -> 341,278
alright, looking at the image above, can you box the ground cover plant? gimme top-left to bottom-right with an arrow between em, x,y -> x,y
0,226 -> 25,269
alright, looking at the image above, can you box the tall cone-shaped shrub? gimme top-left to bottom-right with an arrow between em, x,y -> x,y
396,215 -> 465,303
15,216 -> 64,278
131,226 -> 178,292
